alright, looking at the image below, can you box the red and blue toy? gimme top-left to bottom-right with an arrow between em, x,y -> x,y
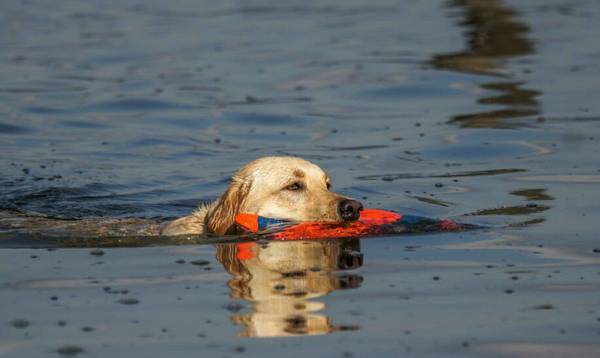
235,209 -> 470,240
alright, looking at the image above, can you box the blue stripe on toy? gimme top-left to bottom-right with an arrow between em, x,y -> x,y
257,217 -> 288,230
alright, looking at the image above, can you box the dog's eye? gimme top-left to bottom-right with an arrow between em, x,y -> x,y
326,182 -> 331,190
284,182 -> 304,191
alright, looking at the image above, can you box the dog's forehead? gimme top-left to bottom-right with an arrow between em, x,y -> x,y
241,156 -> 326,180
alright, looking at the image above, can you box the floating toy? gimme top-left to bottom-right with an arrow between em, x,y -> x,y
235,209 -> 469,241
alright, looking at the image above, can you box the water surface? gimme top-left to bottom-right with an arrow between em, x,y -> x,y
2,0 -> 600,357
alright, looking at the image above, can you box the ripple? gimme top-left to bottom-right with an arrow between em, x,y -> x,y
25,106 -> 67,114
410,196 -> 453,207
515,175 -> 600,183
0,83 -> 87,93
1,183 -> 173,218
220,112 -> 311,125
363,83 -> 463,99
218,95 -> 311,106
57,120 -> 109,129
25,98 -> 197,115
510,188 -> 554,201
321,145 -> 388,151
465,204 -> 550,216
0,122 -> 34,134
356,168 -> 527,181
86,98 -> 194,112
422,141 -> 534,160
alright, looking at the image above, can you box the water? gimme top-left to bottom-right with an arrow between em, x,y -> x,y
2,0 -> 600,356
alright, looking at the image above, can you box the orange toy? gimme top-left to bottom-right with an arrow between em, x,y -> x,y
235,209 -> 464,241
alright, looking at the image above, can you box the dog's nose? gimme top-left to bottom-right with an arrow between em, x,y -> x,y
338,199 -> 363,221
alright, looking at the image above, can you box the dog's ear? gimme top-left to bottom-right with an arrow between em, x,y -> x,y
206,176 -> 252,235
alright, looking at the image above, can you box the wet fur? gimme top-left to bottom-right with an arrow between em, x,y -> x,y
161,156 -> 353,236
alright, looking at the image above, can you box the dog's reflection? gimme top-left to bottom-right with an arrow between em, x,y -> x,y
216,239 -> 363,337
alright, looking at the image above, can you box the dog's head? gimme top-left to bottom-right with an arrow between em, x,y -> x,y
206,156 -> 363,235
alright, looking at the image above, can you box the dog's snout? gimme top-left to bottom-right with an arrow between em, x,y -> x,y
338,199 -> 363,221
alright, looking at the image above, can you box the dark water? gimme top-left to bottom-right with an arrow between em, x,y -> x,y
2,0 -> 600,356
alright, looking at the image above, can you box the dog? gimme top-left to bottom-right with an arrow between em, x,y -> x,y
0,156 -> 362,239
161,156 -> 363,236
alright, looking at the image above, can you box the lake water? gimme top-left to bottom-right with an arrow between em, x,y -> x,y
1,0 -> 600,357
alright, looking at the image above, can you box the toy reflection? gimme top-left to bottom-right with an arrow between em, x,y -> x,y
216,239 -> 363,337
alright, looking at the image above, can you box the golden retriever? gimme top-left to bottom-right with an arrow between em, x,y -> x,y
161,156 -> 363,236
